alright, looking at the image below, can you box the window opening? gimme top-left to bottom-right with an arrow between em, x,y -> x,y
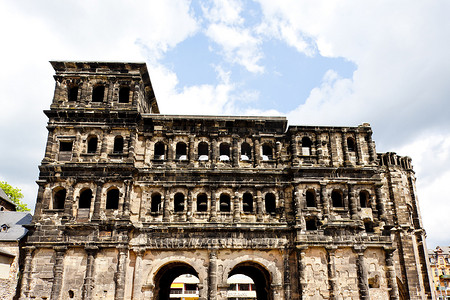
347,137 -> 356,152
306,190 -> 316,207
364,220 -> 374,233
265,193 -> 276,213
176,142 -> 187,160
68,86 -> 78,102
243,192 -> 253,213
92,85 -> 105,102
154,142 -> 165,160
174,193 -> 185,212
106,189 -> 119,209
53,188 -> 66,210
87,136 -> 98,153
220,143 -> 230,161
262,144 -> 273,160
332,190 -> 344,207
302,137 -> 312,156
197,193 -> 208,212
360,191 -> 369,208
118,86 -> 130,103
151,193 -> 162,213
241,142 -> 252,161
60,141 -> 73,152
306,218 -> 318,230
79,189 -> 92,209
198,142 -> 209,161
220,194 -> 230,212
114,136 -> 124,153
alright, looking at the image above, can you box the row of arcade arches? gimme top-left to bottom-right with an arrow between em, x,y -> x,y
153,261 -> 272,300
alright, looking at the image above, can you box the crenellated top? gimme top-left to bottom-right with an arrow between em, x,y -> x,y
378,152 -> 413,171
49,61 -> 159,114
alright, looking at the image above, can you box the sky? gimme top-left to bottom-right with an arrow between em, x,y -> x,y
0,0 -> 449,248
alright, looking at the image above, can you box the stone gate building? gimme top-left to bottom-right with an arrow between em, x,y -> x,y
18,61 -> 434,299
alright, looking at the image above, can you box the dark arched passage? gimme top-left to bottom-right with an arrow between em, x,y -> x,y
153,262 -> 198,300
228,261 -> 273,300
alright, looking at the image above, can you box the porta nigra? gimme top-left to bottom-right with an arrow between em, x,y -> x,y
17,61 -> 434,300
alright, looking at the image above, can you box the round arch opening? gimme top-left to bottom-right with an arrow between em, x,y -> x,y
228,261 -> 273,300
153,262 -> 199,300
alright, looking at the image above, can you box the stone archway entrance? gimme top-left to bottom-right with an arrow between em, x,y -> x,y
228,261 -> 273,300
153,262 -> 199,300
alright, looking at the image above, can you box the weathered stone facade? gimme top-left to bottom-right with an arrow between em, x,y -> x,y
18,61 -> 433,299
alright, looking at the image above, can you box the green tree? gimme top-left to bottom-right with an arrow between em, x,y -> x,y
0,181 -> 30,212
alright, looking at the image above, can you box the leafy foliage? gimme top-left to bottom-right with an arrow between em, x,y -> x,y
0,181 -> 30,212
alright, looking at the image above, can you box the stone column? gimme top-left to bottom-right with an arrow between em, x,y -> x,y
254,139 -> 260,167
50,246 -> 67,300
211,138 -> 218,167
115,246 -> 128,300
276,141 -> 282,166
122,180 -> 132,219
19,246 -> 35,300
82,246 -> 98,300
44,128 -> 55,161
355,132 -> 363,165
294,186 -> 302,225
328,132 -> 335,166
297,247 -> 307,299
232,137 -> 239,167
167,138 -> 174,162
348,184 -> 359,220
64,183 -> 75,220
384,248 -> 400,300
189,136 -> 195,165
100,130 -> 110,161
129,131 -> 136,160
342,132 -> 350,166
290,134 -> 298,165
92,181 -> 104,220
163,188 -> 170,222
256,190 -> 263,222
320,183 -> 330,220
33,182 -> 46,220
283,248 -> 292,300
208,249 -> 218,300
210,189 -> 217,222
366,133 -> 376,163
132,249 -> 145,300
326,247 -> 338,300
355,248 -> 370,300
375,184 -> 387,224
233,190 -> 240,222
279,189 -> 286,222
187,190 -> 194,222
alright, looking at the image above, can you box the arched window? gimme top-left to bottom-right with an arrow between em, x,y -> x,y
53,188 -> 66,210
119,86 -> 130,103
197,193 -> 208,212
331,190 -> 344,207
198,142 -> 209,161
360,191 -> 370,208
241,142 -> 252,161
265,193 -> 276,213
174,193 -> 185,212
220,143 -> 230,161
87,136 -> 98,153
106,188 -> 119,209
243,192 -> 253,213
347,137 -> 356,152
176,142 -> 187,160
262,144 -> 273,160
154,142 -> 165,160
114,136 -> 124,153
92,85 -> 105,102
219,194 -> 230,212
151,193 -> 162,213
306,190 -> 316,207
79,189 -> 92,209
302,137 -> 312,156
68,85 -> 78,102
